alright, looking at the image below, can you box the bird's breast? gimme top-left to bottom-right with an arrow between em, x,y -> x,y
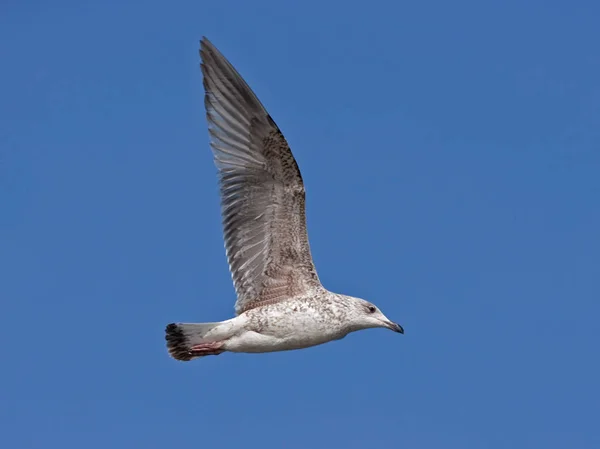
225,300 -> 349,353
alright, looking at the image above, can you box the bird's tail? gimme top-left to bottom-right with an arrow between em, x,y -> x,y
165,322 -> 221,361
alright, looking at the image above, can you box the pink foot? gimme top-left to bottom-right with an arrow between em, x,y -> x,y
189,341 -> 224,357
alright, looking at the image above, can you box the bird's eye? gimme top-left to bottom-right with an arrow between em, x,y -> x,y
368,305 -> 376,313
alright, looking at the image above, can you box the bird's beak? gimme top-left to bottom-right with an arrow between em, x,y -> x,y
385,321 -> 404,334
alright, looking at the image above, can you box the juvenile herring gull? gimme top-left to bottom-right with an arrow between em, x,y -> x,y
165,37 -> 404,361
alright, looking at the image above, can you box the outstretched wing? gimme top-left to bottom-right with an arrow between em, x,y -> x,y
200,37 -> 321,315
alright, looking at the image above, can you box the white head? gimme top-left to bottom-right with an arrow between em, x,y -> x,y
347,297 -> 404,334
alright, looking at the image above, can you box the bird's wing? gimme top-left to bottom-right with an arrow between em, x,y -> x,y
200,37 -> 321,315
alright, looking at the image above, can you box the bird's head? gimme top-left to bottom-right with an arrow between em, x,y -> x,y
347,297 -> 404,334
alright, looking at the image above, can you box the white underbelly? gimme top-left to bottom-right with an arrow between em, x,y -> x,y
226,330 -> 340,353
224,310 -> 347,353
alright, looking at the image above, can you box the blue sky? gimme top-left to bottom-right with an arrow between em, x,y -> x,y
1,1 -> 599,448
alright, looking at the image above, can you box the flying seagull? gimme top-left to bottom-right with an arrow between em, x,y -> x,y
165,37 -> 403,361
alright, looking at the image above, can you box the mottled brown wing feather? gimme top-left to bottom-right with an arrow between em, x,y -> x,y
200,37 -> 321,314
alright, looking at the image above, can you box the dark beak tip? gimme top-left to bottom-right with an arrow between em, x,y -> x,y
391,322 -> 404,334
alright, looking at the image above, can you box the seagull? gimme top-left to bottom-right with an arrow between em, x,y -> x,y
165,37 -> 403,361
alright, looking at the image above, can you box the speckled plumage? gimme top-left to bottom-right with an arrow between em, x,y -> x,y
165,37 -> 403,362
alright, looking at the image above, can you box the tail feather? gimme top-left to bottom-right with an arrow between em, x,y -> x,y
165,322 -> 220,361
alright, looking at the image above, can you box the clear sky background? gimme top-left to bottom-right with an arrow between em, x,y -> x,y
1,1 -> 599,448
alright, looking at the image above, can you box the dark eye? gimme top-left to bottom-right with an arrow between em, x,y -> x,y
368,305 -> 376,313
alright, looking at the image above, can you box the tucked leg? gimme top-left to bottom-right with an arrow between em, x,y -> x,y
188,341 -> 224,357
